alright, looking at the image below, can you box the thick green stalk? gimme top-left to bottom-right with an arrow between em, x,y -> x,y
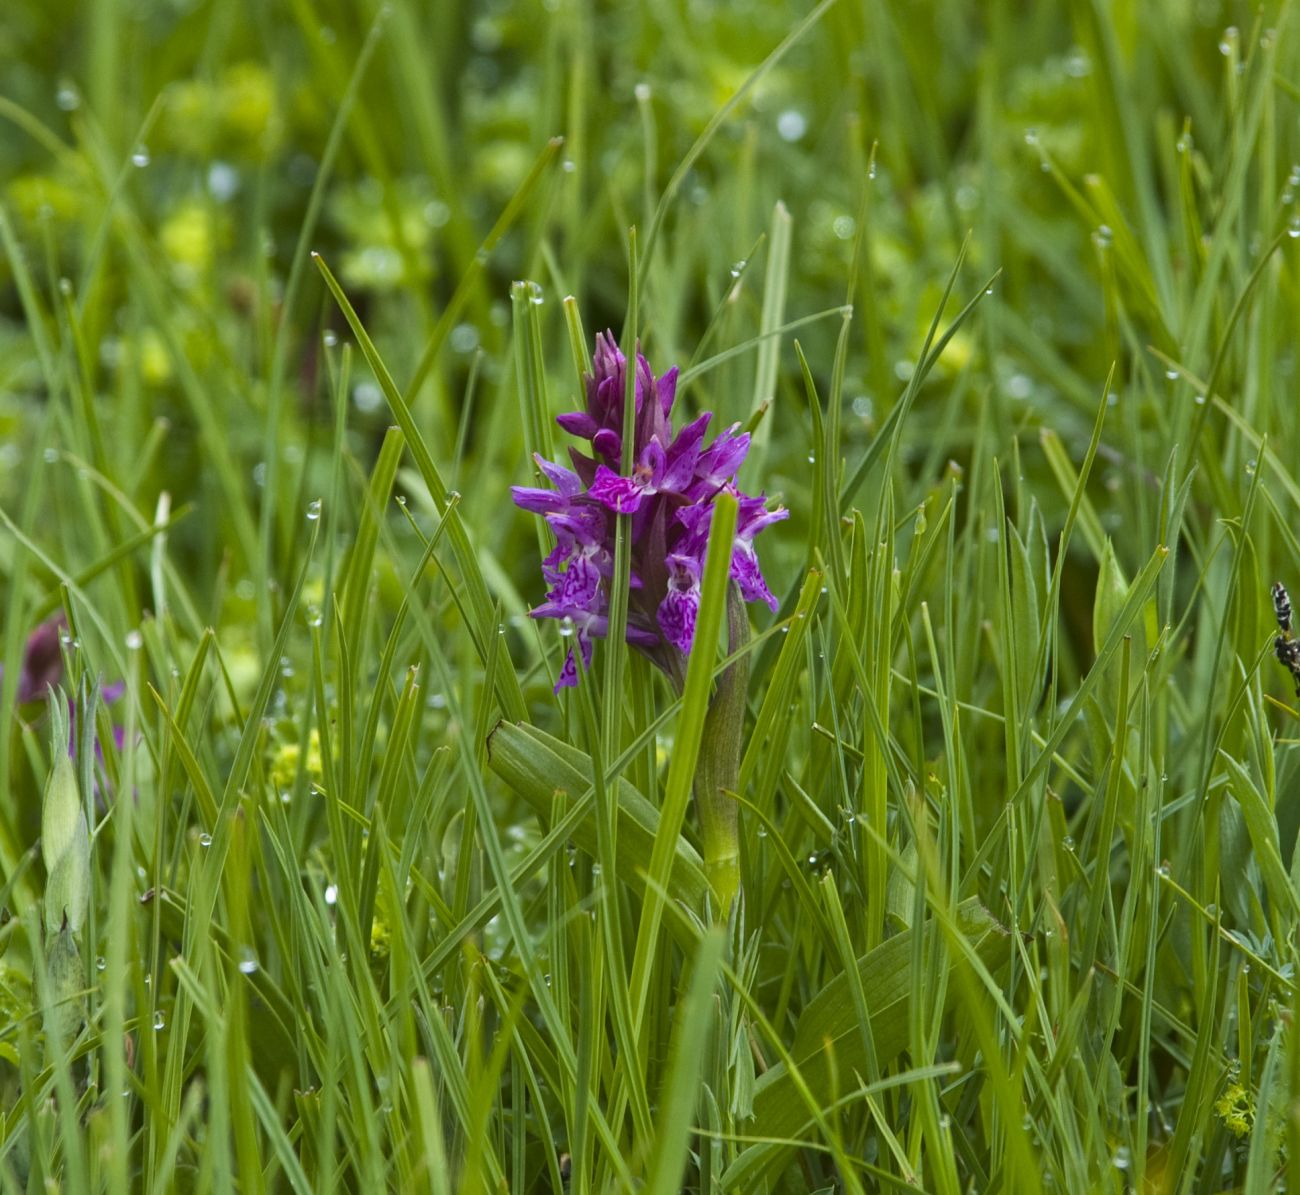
694,584 -> 750,914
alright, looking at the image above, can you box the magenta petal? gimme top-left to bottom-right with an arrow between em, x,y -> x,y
657,589 -> 698,653
731,543 -> 778,610
555,649 -> 579,690
512,486 -> 567,514
589,466 -> 646,514
657,366 -> 679,418
557,411 -> 598,439
533,455 -> 584,497
592,428 -> 622,461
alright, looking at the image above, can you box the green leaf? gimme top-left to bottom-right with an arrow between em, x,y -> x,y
486,721 -> 710,920
722,898 -> 1009,1189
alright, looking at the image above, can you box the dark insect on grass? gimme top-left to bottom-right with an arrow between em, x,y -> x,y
1273,580 -> 1292,634
1273,581 -> 1300,695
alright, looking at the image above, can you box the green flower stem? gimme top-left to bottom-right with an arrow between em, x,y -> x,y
694,583 -> 750,915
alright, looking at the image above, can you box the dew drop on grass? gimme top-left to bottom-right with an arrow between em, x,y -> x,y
199,833 -> 212,847
125,629 -> 143,650
43,447 -> 58,463
1164,369 -> 1178,380
776,109 -> 807,142
238,948 -> 259,975
56,83 -> 80,110
153,1010 -> 165,1031
306,499 -> 322,520
95,956 -> 106,972
1194,393 -> 1206,405
353,382 -> 383,413
1112,1146 -> 1131,1171
324,884 -> 338,905
1288,215 -> 1300,239
131,146 -> 151,168
1023,128 -> 1039,146
322,329 -> 338,347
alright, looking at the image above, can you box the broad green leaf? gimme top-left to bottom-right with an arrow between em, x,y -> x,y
722,898 -> 1009,1189
486,721 -> 710,918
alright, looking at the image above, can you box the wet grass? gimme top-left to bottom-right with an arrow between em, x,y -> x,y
3,0 -> 1300,1190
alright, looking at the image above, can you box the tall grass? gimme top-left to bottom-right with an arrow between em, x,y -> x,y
2,0 -> 1300,1190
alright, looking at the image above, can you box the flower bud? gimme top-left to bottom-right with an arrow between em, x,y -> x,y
41,697 -> 90,935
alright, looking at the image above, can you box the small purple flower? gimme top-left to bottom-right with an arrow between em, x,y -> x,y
512,332 -> 786,691
2,614 -> 67,704
2,614 -> 127,782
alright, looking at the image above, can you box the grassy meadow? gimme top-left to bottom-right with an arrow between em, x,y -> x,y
3,0 -> 1300,1190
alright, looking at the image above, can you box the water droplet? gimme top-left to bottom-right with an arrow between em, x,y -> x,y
206,161 -> 239,202
199,833 -> 212,847
1062,836 -> 1075,850
1023,128 -> 1039,147
43,447 -> 58,463
1112,1145 -> 1131,1171
807,453 -> 816,463
306,499 -> 322,521
1288,215 -> 1300,239
776,109 -> 807,142
153,1010 -> 165,1031
322,329 -> 338,348
95,956 -> 106,971
1093,224 -> 1113,248
1064,48 -> 1091,77
131,146 -> 150,168
324,884 -> 338,905
1194,392 -> 1206,406
56,83 -> 80,110
353,381 -> 383,413
252,461 -> 267,487
634,81 -> 652,102
1164,368 -> 1178,380
237,948 -> 259,975
1219,27 -> 1238,56
1246,458 -> 1257,475
1176,133 -> 1192,154
449,323 -> 479,353
125,629 -> 143,651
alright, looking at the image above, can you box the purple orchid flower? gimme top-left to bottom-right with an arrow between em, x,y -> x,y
4,614 -> 128,779
2,614 -> 67,704
512,332 -> 787,691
